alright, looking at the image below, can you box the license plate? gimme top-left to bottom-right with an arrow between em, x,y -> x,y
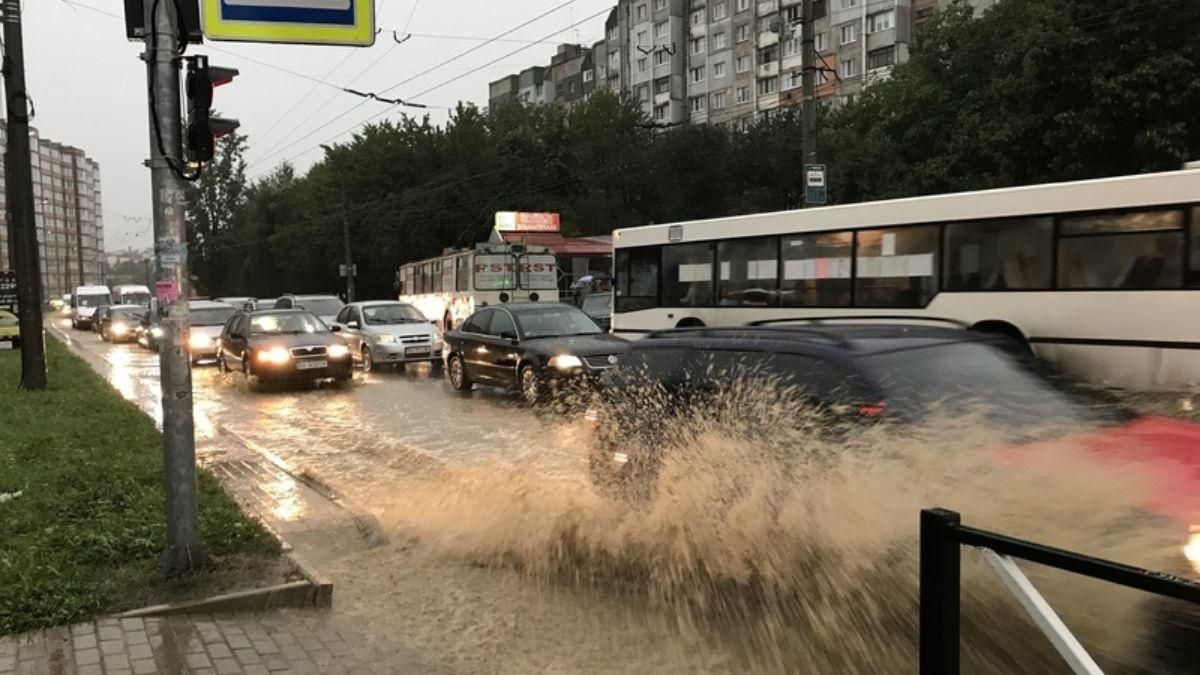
296,359 -> 328,371
405,347 -> 430,356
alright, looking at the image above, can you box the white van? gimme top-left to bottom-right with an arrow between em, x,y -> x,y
112,284 -> 152,307
71,285 -> 112,330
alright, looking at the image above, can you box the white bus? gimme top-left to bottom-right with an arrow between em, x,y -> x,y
611,169 -> 1200,390
397,243 -> 559,331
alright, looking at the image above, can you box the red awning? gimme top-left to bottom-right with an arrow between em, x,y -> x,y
496,232 -> 611,256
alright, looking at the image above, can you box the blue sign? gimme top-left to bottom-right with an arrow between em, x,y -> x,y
202,0 -> 375,46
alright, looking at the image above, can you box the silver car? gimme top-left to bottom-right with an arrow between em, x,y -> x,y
332,301 -> 444,372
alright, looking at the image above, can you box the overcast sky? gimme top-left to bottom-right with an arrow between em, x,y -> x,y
23,0 -> 612,252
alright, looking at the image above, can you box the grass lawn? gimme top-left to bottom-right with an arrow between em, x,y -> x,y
0,337 -> 281,635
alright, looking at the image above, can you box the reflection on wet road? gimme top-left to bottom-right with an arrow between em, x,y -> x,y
51,321 -> 589,503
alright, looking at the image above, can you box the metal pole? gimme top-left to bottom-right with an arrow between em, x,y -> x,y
920,508 -> 962,675
801,0 -> 817,168
321,144 -> 354,302
3,0 -> 47,390
143,0 -> 210,575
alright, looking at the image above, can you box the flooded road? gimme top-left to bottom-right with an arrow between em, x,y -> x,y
50,320 -> 1198,674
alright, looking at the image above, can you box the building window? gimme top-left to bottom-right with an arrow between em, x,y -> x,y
944,218 -> 1054,291
608,52 -> 620,68
655,49 -> 670,65
638,58 -> 649,73
867,46 -> 896,70
711,2 -> 727,20
784,35 -> 802,58
840,23 -> 857,44
608,25 -> 618,41
713,60 -> 726,77
691,9 -> 705,25
1057,209 -> 1186,289
736,86 -> 751,103
855,226 -> 939,307
785,5 -> 802,23
691,36 -> 706,54
736,0 -> 751,12
782,232 -> 853,307
638,84 -> 650,101
654,103 -> 669,120
690,65 -> 706,83
736,23 -> 751,42
757,77 -> 777,95
654,0 -> 667,10
654,20 -> 668,39
712,90 -> 728,109
654,76 -> 671,94
690,95 -> 707,113
535,82 -> 544,97
637,30 -> 649,46
718,237 -> 779,306
759,45 -> 778,63
636,3 -> 648,21
867,10 -> 894,34
735,55 -> 751,73
713,32 -> 728,50
839,57 -> 858,78
841,0 -> 857,8
814,32 -> 827,52
664,243 -> 714,306
784,69 -> 803,89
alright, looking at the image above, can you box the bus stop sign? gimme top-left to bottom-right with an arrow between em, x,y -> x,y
201,0 -> 375,46
805,164 -> 828,205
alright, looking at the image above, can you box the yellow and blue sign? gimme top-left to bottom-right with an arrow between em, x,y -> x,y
201,0 -> 375,47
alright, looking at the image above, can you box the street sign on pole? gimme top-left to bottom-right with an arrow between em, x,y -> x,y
200,0 -> 376,46
0,271 -> 18,313
805,163 -> 828,205
338,263 -> 357,278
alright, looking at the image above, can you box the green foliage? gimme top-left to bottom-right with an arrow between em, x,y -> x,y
213,0 -> 1198,299
186,132 -> 250,296
0,339 -> 279,635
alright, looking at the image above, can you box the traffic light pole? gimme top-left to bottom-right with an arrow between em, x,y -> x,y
3,0 -> 48,390
142,0 -> 209,575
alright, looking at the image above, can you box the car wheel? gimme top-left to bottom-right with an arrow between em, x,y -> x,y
100,326 -> 109,341
448,354 -> 473,392
361,345 -> 374,373
519,365 -> 541,406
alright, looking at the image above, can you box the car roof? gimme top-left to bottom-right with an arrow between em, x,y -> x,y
247,308 -> 313,315
639,324 -> 993,357
109,304 -> 145,311
287,294 -> 339,300
498,303 -> 580,314
189,300 -> 235,309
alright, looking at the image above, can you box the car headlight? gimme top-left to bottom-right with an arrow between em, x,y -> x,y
111,323 -> 129,336
257,347 -> 291,365
549,354 -> 583,370
188,334 -> 213,350
1186,527 -> 1200,575
373,334 -> 397,344
150,327 -> 164,338
328,344 -> 351,359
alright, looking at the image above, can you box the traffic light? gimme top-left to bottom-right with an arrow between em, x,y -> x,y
185,55 -> 240,163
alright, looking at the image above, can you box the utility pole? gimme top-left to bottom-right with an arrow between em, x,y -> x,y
320,144 -> 354,302
3,0 -> 47,390
801,0 -> 817,168
143,0 -> 210,575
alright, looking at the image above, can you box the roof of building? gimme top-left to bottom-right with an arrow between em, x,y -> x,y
493,231 -> 612,256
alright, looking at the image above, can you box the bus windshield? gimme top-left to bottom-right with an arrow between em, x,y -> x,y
120,292 -> 151,306
76,294 -> 110,308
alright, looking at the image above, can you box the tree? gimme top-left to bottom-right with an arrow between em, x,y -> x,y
186,132 -> 248,295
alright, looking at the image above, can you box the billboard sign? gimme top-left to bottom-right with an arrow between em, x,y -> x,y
494,212 -> 561,233
0,272 -> 17,312
201,0 -> 376,46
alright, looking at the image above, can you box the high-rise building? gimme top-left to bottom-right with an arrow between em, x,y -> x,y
0,124 -> 105,303
488,0 -> 982,127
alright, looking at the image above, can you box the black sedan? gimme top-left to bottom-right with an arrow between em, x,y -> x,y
443,303 -> 627,405
216,309 -> 353,385
97,305 -> 145,343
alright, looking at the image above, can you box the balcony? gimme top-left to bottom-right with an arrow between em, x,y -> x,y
758,61 -> 778,77
757,30 -> 779,47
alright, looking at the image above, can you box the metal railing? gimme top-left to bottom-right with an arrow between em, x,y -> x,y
919,508 -> 1200,675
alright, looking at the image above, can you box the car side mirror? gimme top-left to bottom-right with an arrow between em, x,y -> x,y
346,321 -> 359,329
330,325 -> 343,333
229,332 -> 244,340
499,330 -> 518,341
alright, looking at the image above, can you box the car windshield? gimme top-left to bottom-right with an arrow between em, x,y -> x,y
864,341 -> 1133,426
362,303 -> 425,325
581,295 -> 611,314
111,310 -> 142,324
296,299 -> 344,316
515,307 -> 601,339
77,294 -> 110,308
120,293 -> 151,306
250,312 -> 327,335
189,307 -> 237,327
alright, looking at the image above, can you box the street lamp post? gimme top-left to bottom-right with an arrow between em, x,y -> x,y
320,144 -> 354,303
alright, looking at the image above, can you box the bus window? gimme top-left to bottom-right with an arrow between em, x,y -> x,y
664,243 -> 714,307
854,226 -> 939,307
944,217 -> 1052,291
718,237 -> 778,307
1189,207 -> 1199,287
781,232 -> 852,307
457,256 -> 469,292
615,247 -> 660,312
1058,209 -> 1184,289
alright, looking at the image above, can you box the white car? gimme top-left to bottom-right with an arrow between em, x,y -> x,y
186,301 -> 239,364
332,301 -> 444,372
71,285 -> 112,330
274,294 -> 345,326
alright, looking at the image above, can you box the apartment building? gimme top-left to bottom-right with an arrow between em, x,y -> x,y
0,124 -> 105,304
489,0 -> 980,127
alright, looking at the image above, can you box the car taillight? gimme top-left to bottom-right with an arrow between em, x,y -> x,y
858,402 -> 887,417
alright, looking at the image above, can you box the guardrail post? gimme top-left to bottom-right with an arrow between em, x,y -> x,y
921,508 -> 962,675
